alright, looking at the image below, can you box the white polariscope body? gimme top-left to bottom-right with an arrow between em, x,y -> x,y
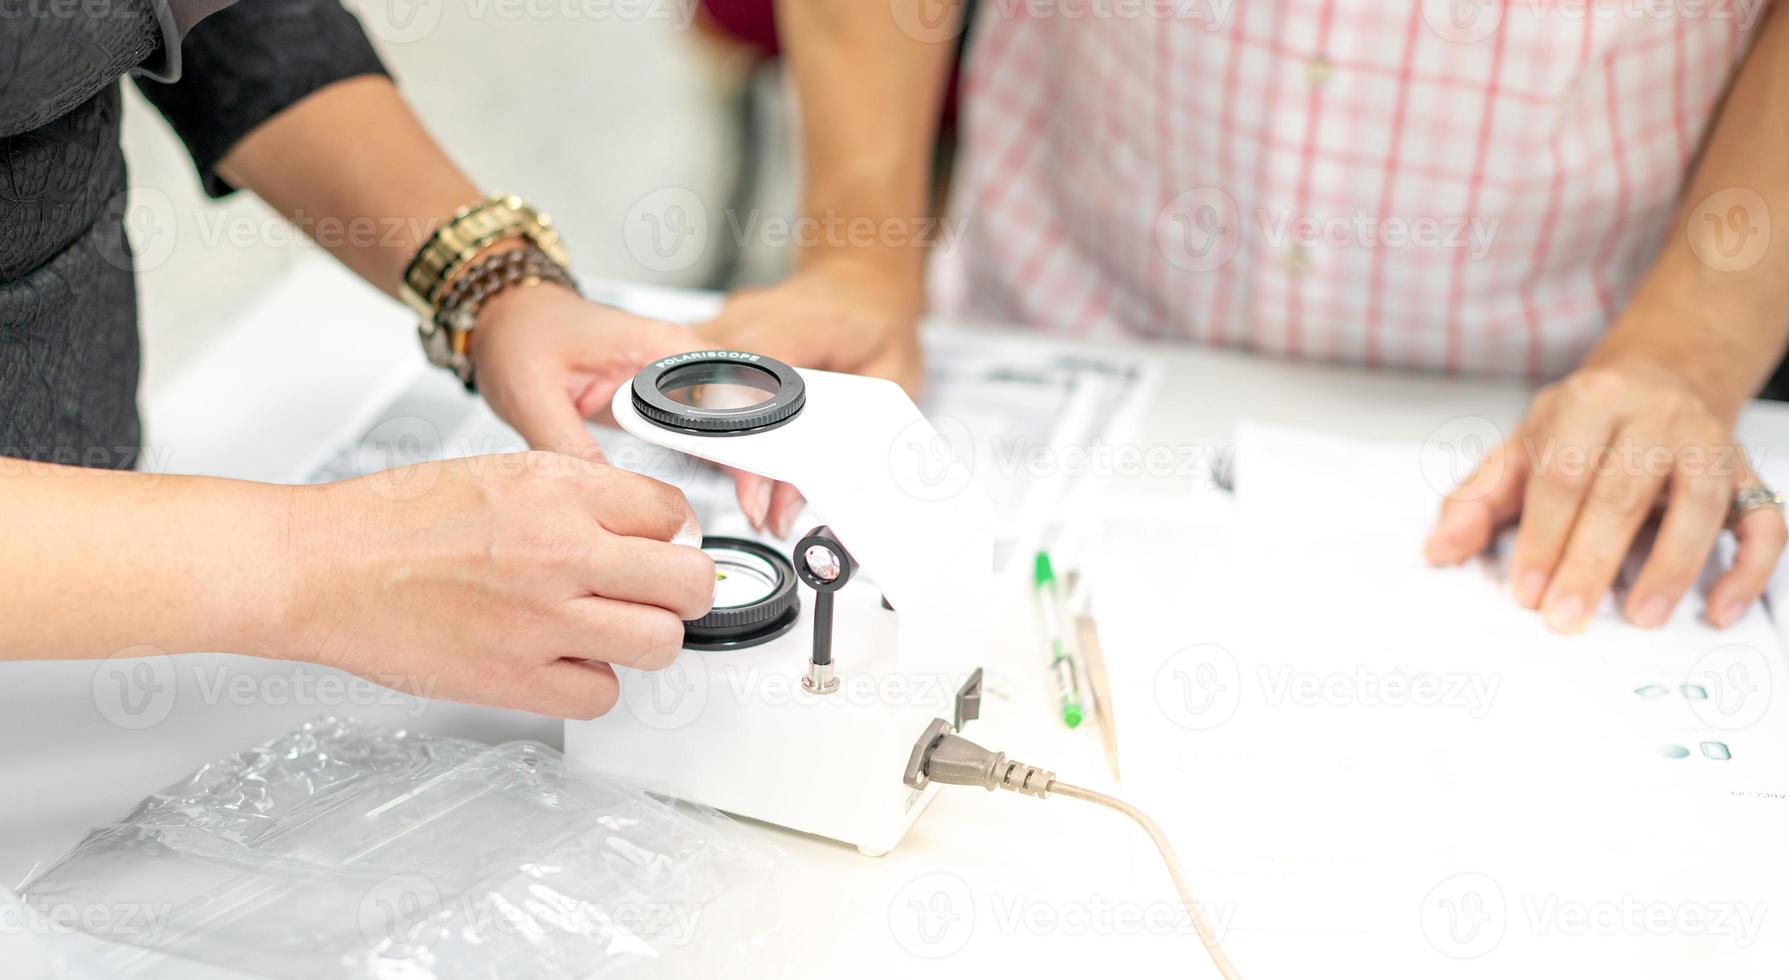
565,358 -> 998,856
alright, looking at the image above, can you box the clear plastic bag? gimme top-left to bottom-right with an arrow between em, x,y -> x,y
16,717 -> 781,979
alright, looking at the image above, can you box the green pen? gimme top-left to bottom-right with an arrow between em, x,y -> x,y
1033,551 -> 1085,729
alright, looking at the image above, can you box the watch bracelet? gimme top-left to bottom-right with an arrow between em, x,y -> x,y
401,194 -> 568,317
431,244 -> 580,391
436,244 -> 579,333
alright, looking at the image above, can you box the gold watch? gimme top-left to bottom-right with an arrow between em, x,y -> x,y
402,194 -> 572,380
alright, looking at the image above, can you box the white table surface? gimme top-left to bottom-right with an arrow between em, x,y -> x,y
7,255 -> 1789,978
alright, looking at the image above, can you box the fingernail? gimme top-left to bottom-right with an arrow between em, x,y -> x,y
1513,570 -> 1547,608
770,507 -> 792,540
1543,594 -> 1587,633
1630,594 -> 1670,629
748,484 -> 771,530
1435,506 -> 1472,539
1711,597 -> 1746,629
1424,513 -> 1468,562
672,517 -> 703,550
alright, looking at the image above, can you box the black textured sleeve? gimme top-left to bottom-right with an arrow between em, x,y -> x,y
131,0 -> 389,197
0,0 -> 163,136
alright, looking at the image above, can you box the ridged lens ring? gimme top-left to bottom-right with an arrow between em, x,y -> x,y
683,536 -> 802,651
632,351 -> 805,436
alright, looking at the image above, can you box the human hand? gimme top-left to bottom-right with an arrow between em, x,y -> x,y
286,452 -> 713,718
696,258 -> 924,536
470,283 -> 699,460
1424,357 -> 1786,632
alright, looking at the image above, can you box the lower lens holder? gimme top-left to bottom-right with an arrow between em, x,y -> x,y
683,536 -> 802,651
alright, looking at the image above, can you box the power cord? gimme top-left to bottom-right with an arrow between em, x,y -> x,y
904,720 -> 1242,980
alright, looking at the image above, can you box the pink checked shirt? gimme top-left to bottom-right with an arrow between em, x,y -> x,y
930,1 -> 1769,379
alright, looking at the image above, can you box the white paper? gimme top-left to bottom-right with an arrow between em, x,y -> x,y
1089,422 -> 1789,977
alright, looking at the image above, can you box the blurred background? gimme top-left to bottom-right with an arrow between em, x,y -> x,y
123,0 -> 805,405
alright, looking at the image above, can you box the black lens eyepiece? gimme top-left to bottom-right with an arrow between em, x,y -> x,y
633,351 -> 805,436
